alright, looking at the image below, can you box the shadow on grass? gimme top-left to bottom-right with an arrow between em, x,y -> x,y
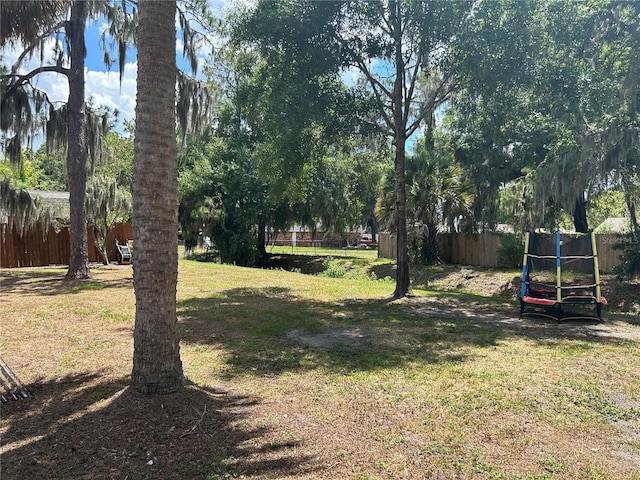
0,272 -> 133,297
177,285 -> 638,380
177,286 -> 505,379
0,373 -> 317,479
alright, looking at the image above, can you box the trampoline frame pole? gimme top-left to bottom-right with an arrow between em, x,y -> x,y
591,230 -> 602,302
520,232 -> 530,298
556,230 -> 562,303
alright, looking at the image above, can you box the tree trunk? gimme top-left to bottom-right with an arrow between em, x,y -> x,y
92,227 -> 110,265
393,133 -> 412,297
573,196 -> 589,233
131,0 -> 183,395
391,1 -> 412,298
65,0 -> 90,279
257,215 -> 267,256
621,170 -> 639,233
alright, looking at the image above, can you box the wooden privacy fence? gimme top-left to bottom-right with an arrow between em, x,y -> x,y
378,232 -> 623,273
1,222 -> 133,268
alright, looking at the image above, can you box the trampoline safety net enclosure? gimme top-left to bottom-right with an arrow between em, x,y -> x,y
519,231 -> 607,322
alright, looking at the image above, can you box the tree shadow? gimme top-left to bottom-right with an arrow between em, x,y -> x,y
255,254 -> 328,274
1,372 -> 317,479
177,286 -> 505,379
177,286 -> 638,380
0,272 -> 133,297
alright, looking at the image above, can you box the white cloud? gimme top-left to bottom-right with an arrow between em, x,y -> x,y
85,62 -> 137,131
2,38 -> 136,134
30,71 -> 70,106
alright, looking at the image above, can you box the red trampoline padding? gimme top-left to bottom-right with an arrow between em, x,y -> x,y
522,296 -> 557,306
522,295 -> 607,305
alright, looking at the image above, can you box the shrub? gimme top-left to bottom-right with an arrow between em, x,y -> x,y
613,230 -> 640,280
319,257 -> 347,278
496,233 -> 523,268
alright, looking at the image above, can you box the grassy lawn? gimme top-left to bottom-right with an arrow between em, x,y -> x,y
1,258 -> 639,479
264,245 -> 380,260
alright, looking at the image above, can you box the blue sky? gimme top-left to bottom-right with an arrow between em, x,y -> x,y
2,2 -> 230,137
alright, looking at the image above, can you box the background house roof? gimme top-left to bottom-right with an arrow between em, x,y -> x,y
594,217 -> 627,233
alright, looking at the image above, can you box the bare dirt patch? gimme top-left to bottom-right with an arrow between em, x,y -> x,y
286,327 -> 372,349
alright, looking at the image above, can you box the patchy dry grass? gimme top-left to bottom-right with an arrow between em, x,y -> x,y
1,258 -> 639,480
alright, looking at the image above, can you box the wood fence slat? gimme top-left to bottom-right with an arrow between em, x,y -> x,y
377,232 -> 623,273
1,221 -> 133,268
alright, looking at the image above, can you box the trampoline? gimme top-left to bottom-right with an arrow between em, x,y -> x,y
519,230 -> 607,322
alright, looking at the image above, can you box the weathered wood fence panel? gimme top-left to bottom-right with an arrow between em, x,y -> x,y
378,232 -> 623,273
1,222 -> 133,268
377,232 -> 396,260
595,234 -> 623,274
438,233 -> 502,267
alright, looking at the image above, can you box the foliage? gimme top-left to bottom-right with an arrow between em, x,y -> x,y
446,0 -> 541,231
300,145 -> 382,240
613,230 -> 640,280
378,133 -> 474,265
234,0 -> 478,298
318,256 -> 379,280
178,31 -> 387,265
496,233 -> 524,269
86,176 -> 131,265
319,256 -> 347,278
94,128 -> 135,189
2,0 -> 216,278
497,172 -> 574,233
179,133 -> 263,266
588,189 -> 628,231
1,146 -> 68,191
448,0 -> 640,233
0,176 -> 52,236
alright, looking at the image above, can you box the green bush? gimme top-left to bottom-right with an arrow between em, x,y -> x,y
613,230 -> 640,280
319,257 -> 347,278
318,257 -> 380,280
496,233 -> 523,268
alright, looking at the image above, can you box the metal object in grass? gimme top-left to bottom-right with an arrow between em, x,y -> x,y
0,357 -> 32,403
115,239 -> 132,265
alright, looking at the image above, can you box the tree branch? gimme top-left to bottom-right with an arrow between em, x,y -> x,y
10,20 -> 68,73
335,32 -> 395,132
1,66 -> 69,110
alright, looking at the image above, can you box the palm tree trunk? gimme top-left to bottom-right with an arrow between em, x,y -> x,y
65,0 -> 90,279
131,0 -> 183,395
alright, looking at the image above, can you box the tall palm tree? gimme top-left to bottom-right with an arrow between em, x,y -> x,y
3,1 -> 211,280
130,0 -> 183,394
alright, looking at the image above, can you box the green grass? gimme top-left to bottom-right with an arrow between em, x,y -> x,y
265,244 -> 380,259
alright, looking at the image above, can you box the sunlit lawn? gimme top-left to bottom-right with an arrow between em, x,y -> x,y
265,244 -> 380,259
1,257 -> 639,479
